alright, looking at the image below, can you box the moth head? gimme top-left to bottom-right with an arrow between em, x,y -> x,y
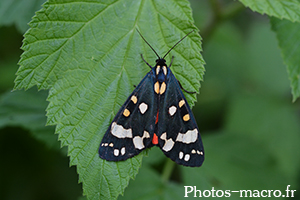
156,58 -> 166,65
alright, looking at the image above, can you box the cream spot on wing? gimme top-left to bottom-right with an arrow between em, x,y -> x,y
160,132 -> 174,152
184,154 -> 190,161
111,122 -> 133,138
133,131 -> 150,150
179,151 -> 184,159
162,139 -> 174,152
144,131 -> 150,138
176,129 -> 198,144
139,102 -> 148,114
121,147 -> 125,155
154,81 -> 160,94
109,143 -> 113,147
168,106 -> 177,116
191,149 -> 196,154
133,137 -> 143,150
114,149 -> 119,156
160,132 -> 167,140
160,82 -> 166,94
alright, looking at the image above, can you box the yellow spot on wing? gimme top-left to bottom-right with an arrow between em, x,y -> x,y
160,82 -> 166,94
179,100 -> 185,108
183,114 -> 190,121
131,95 -> 137,104
154,81 -> 160,94
123,108 -> 130,117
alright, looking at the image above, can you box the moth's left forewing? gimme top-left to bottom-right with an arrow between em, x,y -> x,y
99,71 -> 157,161
157,70 -> 204,167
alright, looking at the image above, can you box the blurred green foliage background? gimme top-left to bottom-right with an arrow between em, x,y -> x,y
0,0 -> 299,199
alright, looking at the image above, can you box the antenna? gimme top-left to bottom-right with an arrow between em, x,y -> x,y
136,29 -> 194,60
162,30 -> 194,59
136,29 -> 161,59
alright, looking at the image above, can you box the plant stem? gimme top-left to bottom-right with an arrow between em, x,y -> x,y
161,159 -> 175,182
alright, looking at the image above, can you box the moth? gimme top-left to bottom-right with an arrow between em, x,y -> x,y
99,30 -> 204,167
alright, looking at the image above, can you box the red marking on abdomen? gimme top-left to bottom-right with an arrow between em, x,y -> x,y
152,133 -> 158,145
155,111 -> 159,124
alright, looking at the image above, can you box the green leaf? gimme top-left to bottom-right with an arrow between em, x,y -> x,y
15,0 -> 205,199
0,88 -> 59,150
0,0 -> 45,33
225,95 -> 300,180
119,166 -> 183,200
185,132 -> 293,192
271,17 -> 300,101
239,0 -> 300,22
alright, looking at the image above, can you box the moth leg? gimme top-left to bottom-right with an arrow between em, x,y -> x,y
177,80 -> 196,94
168,56 -> 174,68
141,54 -> 153,69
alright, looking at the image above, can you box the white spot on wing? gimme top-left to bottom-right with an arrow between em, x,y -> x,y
197,150 -> 203,155
144,131 -> 150,138
114,149 -> 119,156
179,151 -> 184,159
121,147 -> 125,155
184,154 -> 190,161
176,129 -> 198,144
133,131 -> 150,150
139,103 -> 148,114
133,137 -> 143,149
163,139 -> 175,152
168,106 -> 177,116
160,132 -> 166,140
111,122 -> 133,138
160,132 -> 174,152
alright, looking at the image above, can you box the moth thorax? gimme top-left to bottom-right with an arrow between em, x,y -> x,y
156,65 -> 167,82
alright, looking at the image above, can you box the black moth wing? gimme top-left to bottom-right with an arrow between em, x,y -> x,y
157,69 -> 204,167
99,70 -> 157,161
